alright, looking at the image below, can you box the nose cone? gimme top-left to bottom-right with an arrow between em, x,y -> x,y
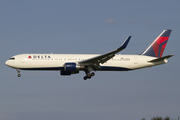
5,60 -> 9,66
5,60 -> 14,68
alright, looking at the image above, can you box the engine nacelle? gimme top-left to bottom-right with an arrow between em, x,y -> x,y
64,63 -> 78,71
60,63 -> 81,76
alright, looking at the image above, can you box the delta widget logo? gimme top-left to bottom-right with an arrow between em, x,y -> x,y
152,36 -> 169,58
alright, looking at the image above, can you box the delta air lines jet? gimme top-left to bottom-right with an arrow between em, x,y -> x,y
5,30 -> 173,80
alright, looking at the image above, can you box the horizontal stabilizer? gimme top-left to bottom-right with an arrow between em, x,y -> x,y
148,54 -> 174,62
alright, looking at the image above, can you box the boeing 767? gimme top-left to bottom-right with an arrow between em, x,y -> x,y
5,29 -> 173,80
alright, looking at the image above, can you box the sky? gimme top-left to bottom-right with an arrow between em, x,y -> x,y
0,0 -> 180,120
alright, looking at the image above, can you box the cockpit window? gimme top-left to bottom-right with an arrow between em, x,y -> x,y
9,57 -> 15,60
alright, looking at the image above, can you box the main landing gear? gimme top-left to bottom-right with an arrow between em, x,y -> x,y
83,72 -> 95,80
17,69 -> 21,77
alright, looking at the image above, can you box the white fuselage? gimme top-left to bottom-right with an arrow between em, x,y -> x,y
5,54 -> 167,71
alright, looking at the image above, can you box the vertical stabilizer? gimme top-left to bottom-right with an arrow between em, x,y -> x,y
141,29 -> 172,58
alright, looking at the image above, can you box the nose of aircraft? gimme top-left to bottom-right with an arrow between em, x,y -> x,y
5,60 -> 13,67
5,60 -> 10,66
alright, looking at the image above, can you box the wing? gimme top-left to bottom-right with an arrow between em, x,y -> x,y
78,36 -> 131,67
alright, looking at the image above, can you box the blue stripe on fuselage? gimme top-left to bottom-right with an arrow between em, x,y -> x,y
19,66 -> 131,71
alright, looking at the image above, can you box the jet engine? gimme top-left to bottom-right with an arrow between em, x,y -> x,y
60,63 -> 82,75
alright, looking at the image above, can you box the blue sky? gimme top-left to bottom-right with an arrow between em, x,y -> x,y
1,0 -> 180,120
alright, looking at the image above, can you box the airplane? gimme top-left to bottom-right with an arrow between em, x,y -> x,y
5,29 -> 173,80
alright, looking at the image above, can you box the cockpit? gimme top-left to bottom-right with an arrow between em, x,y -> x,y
5,57 -> 16,68
9,57 -> 15,60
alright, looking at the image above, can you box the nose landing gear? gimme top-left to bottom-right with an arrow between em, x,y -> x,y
17,69 -> 21,77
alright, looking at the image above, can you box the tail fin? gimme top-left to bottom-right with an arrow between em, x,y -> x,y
140,29 -> 172,58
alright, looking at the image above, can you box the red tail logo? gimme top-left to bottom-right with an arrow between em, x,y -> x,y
152,37 -> 169,58
141,30 -> 171,58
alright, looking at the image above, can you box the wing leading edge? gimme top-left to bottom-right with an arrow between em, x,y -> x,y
78,36 -> 131,66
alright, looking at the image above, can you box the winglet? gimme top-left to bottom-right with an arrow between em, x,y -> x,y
117,36 -> 131,51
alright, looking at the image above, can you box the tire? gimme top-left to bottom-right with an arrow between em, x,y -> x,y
91,72 -> 95,76
83,76 -> 87,80
17,74 -> 21,77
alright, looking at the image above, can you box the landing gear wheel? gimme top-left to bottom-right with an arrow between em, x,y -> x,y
83,72 -> 95,80
83,76 -> 91,80
83,76 -> 88,80
87,76 -> 91,79
87,73 -> 91,78
16,69 -> 21,77
17,74 -> 21,77
91,72 -> 95,76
